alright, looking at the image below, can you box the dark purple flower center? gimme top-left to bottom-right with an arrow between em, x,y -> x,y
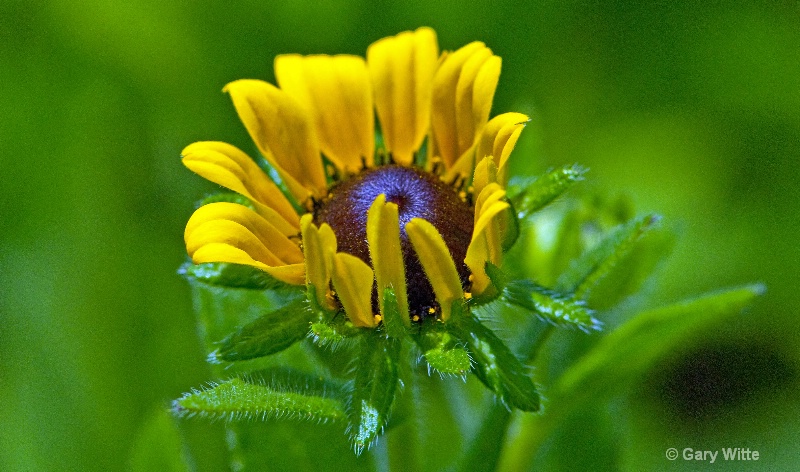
314,165 -> 474,319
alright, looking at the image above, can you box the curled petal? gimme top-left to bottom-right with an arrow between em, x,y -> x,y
300,214 -> 338,310
223,79 -> 327,201
181,141 -> 300,232
367,194 -> 409,324
405,218 -> 464,321
367,27 -> 439,165
474,112 -> 529,184
431,42 -> 502,170
331,253 -> 376,328
466,185 -> 509,295
472,155 -> 499,198
185,203 -> 305,286
185,202 -> 302,265
276,54 -> 374,172
192,244 -> 305,285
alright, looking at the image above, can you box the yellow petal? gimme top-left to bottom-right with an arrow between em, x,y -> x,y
455,47 -> 493,153
367,27 -> 438,165
405,218 -> 463,321
300,214 -> 338,309
181,141 -> 300,231
443,56 -> 504,181
473,182 -> 505,225
223,79 -> 327,201
331,252 -> 376,328
465,185 -> 510,295
472,155 -> 498,198
474,112 -> 529,184
192,243 -> 305,285
185,202 -> 303,264
187,219 -> 284,266
430,42 -> 501,169
275,54 -> 374,172
470,55 -> 502,143
366,194 -> 409,324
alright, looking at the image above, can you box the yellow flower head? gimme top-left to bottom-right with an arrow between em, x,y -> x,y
182,28 -> 528,327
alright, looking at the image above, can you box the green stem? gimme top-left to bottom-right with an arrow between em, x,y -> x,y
457,321 -> 556,472
386,362 -> 421,472
457,403 -> 512,472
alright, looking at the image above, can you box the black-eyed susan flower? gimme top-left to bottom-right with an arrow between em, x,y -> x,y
178,27 -> 558,453
183,27 -> 526,327
172,28 -> 765,467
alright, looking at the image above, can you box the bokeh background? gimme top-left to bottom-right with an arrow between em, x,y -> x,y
2,1 -> 798,470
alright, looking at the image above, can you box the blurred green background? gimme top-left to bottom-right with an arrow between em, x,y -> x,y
2,1 -> 798,470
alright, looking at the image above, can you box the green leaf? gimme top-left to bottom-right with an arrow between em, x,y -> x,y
498,285 -> 765,471
501,199 -> 521,252
129,408 -> 191,472
309,318 -> 362,349
553,284 -> 765,405
556,214 -> 661,298
253,153 -> 306,215
483,262 -> 600,331
172,374 -> 346,423
508,164 -> 587,216
450,307 -> 540,411
188,279 -> 302,356
210,298 -> 314,363
197,191 -> 256,209
381,287 -> 408,340
413,319 -> 471,376
502,279 -> 601,332
347,332 -> 401,454
180,261 -> 294,291
586,223 -> 674,310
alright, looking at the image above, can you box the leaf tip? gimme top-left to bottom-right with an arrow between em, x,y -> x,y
206,350 -> 222,365
170,399 -> 187,417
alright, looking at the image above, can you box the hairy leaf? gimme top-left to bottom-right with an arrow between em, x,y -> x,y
347,333 -> 401,454
210,298 -> 313,363
450,308 -> 540,411
180,261 -> 295,291
309,318 -> 361,349
508,165 -> 587,217
414,320 -> 471,376
381,288 -> 408,340
502,279 -> 601,332
557,214 -> 661,298
172,375 -> 346,423
482,263 -> 600,331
